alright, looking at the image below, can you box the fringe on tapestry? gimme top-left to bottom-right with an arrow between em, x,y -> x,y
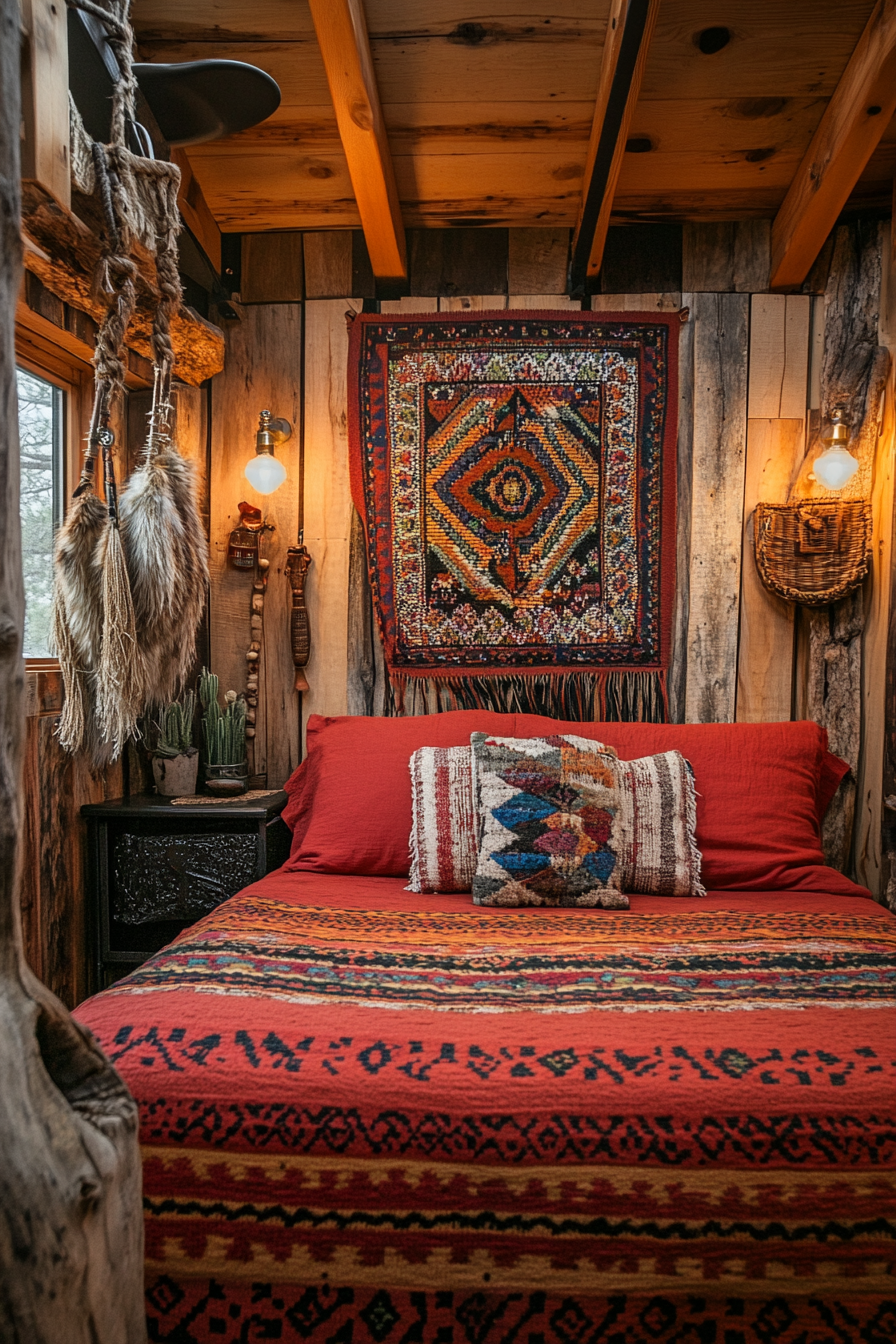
387,671 -> 668,724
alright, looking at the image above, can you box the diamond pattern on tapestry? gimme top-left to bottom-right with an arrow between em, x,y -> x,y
348,312 -> 678,719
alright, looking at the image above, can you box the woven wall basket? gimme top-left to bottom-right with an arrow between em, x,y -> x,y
753,500 -> 872,606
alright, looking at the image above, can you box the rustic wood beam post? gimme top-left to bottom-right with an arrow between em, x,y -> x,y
788,223 -> 888,873
308,0 -> 407,284
20,0 -> 71,210
568,0 -> 660,295
770,0 -> 896,291
0,3 -> 147,1337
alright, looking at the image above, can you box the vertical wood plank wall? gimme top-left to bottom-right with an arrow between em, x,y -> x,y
208,304 -> 302,789
276,222 -> 894,900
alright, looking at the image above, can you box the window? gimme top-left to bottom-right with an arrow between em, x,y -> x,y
16,367 -> 65,659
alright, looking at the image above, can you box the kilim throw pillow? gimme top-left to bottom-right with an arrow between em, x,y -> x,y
617,751 -> 705,897
470,733 -> 629,908
408,745 -> 478,893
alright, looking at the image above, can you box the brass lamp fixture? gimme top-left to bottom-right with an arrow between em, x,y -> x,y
244,409 -> 291,495
812,410 -> 859,491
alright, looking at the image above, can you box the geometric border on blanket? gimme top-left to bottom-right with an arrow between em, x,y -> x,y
348,311 -> 679,721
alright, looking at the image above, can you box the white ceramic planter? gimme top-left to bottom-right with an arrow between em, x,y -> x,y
152,750 -> 199,797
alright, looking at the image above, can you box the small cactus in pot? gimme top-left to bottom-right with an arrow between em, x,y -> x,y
151,691 -> 199,797
199,668 -> 248,795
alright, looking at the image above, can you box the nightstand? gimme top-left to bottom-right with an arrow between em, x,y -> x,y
82,792 -> 290,990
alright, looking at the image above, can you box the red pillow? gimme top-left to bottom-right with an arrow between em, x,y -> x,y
284,711 -> 521,876
513,716 -> 861,897
283,712 -> 865,897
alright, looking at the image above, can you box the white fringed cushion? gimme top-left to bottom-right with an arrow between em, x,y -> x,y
408,745 -> 478,892
616,751 -> 705,897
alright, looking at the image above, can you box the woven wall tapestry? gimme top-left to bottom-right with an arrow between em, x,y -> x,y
348,311 -> 678,721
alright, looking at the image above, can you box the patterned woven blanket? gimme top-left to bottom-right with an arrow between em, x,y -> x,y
348,313 -> 678,720
74,873 -> 896,1344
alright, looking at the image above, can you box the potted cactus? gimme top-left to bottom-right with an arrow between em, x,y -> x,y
151,691 -> 199,797
199,667 -> 248,795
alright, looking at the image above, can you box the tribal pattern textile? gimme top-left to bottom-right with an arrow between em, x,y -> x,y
470,733 -> 627,907
348,313 -> 678,720
74,874 -> 896,1344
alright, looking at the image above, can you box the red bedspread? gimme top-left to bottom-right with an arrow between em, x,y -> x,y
74,871 -> 896,1344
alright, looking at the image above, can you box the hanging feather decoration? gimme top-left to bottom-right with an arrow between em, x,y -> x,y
50,0 -> 208,758
120,365 -> 208,708
119,162 -> 208,709
50,460 -> 106,755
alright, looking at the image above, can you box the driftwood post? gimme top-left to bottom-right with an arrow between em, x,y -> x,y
790,222 -> 889,872
0,4 -> 146,1339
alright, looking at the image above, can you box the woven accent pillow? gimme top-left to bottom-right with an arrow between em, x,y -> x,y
617,751 -> 705,897
408,745 -> 479,893
470,733 -> 629,908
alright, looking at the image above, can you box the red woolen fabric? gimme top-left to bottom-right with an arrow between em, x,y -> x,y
283,713 -> 864,897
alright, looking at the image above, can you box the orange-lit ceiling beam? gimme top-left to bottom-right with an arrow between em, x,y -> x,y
308,0 -> 406,283
569,0 -> 660,295
770,0 -> 896,291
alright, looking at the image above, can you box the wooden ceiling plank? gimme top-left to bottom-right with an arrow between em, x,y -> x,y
308,0 -> 406,281
770,0 -> 896,290
570,0 -> 661,292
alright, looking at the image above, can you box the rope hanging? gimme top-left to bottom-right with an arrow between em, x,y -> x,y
51,0 -> 209,760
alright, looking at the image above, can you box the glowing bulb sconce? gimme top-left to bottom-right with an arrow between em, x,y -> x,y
812,411 -> 859,491
244,408 -> 291,495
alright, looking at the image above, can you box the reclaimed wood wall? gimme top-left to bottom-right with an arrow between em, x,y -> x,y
269,220 -> 893,900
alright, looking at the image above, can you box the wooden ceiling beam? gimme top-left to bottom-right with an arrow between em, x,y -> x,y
770,0 -> 896,291
569,0 -> 660,295
308,0 -> 406,283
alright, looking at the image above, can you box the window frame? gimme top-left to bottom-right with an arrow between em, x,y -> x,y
14,338 -> 87,670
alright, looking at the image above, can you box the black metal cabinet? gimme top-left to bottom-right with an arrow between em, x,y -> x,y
82,792 -> 290,988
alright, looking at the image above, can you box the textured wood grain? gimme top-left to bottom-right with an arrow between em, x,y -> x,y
19,0 -> 70,209
770,0 -> 896,289
590,292 -> 681,312
304,232 -> 353,299
308,0 -> 407,278
682,220 -> 771,293
438,295 -> 507,312
346,507 -> 375,716
735,419 -> 805,723
0,0 -> 146,1328
669,296 -> 694,724
21,182 -> 224,385
573,0 -> 661,280
171,148 -> 221,275
855,356 -> 895,897
301,299 -> 362,743
508,295 -> 581,310
241,231 -> 304,303
747,295 -> 811,418
684,292 -> 749,723
379,296 -> 438,313
209,305 -> 302,787
409,229 -> 508,297
508,228 -> 570,295
792,222 -> 885,877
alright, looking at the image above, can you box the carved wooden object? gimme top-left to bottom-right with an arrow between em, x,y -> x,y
0,2 -> 146,1333
286,545 -> 313,693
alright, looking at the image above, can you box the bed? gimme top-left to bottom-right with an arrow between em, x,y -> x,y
74,713 -> 896,1344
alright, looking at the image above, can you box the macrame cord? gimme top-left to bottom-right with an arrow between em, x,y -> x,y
51,0 -> 209,760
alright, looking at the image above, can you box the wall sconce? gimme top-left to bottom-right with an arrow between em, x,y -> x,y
244,408 -> 291,495
812,411 -> 859,491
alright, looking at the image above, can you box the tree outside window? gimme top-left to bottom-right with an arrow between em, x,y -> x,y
16,368 -> 64,659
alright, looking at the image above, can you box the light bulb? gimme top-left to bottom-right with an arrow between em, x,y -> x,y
244,451 -> 287,495
812,445 -> 859,491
